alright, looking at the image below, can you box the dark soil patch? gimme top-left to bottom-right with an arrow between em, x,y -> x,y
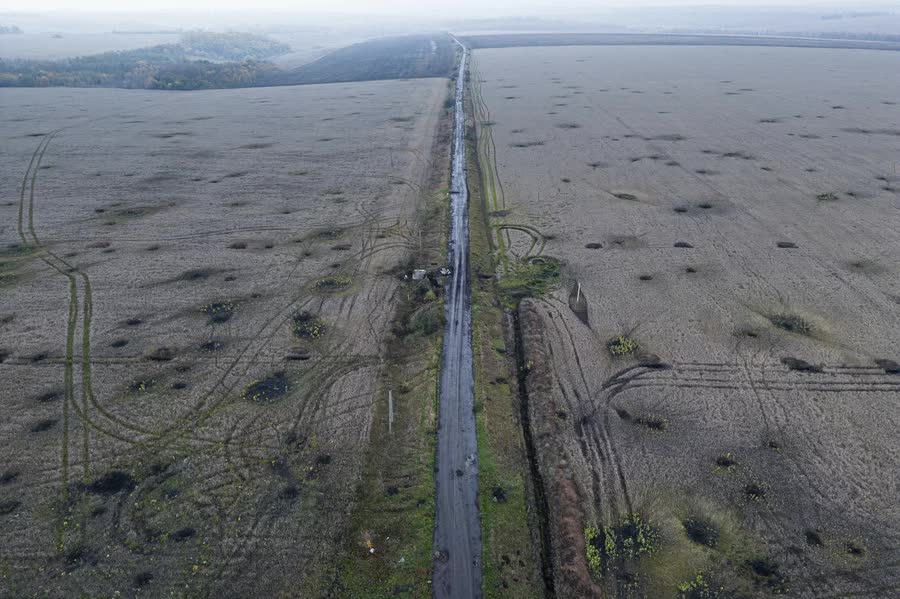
782,357 -> 822,373
745,481 -> 768,502
0,500 -> 21,516
804,529 -> 823,547
770,314 -> 812,335
243,371 -> 290,403
715,453 -> 737,471
875,359 -> 900,374
35,389 -> 62,403
170,527 -> 196,542
683,515 -> 720,547
85,470 -> 136,495
202,301 -> 235,324
0,470 -> 20,485
64,545 -> 97,571
634,415 -> 668,431
31,419 -> 57,433
291,311 -> 326,339
177,268 -> 217,282
144,347 -> 175,362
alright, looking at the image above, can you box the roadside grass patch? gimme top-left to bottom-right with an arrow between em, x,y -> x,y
497,256 -> 560,307
242,371 -> 289,403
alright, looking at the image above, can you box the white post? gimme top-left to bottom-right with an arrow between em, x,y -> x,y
576,282 -> 581,303
388,389 -> 394,434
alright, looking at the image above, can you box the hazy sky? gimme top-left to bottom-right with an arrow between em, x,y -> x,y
2,0 -> 884,13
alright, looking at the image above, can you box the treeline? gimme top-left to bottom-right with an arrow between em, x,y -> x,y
0,54 -> 277,89
181,32 -> 290,61
267,35 -> 454,86
0,25 -> 23,34
0,32 -> 287,90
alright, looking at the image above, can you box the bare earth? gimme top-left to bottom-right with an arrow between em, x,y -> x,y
472,45 -> 900,597
0,78 -> 445,596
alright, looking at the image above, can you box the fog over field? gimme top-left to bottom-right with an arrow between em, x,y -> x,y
1,2 -> 899,598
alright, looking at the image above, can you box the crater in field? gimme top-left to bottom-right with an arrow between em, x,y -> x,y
875,359 -> 900,374
683,514 -> 719,547
769,313 -> 812,334
85,470 -> 136,495
781,357 -> 822,373
242,371 -> 290,402
31,419 -> 57,433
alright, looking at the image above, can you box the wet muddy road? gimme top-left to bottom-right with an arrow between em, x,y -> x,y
432,37 -> 482,599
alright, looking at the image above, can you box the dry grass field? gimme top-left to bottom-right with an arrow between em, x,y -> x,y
471,45 -> 900,597
0,78 -> 448,596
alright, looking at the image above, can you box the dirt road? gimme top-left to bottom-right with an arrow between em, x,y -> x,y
432,37 -> 482,599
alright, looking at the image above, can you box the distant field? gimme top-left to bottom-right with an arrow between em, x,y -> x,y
0,77 -> 448,596
462,32 -> 900,51
470,45 -> 900,597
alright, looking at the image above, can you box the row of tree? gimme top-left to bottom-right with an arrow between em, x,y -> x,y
0,32 -> 287,89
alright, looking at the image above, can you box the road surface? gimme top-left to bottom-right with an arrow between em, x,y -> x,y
432,36 -> 482,599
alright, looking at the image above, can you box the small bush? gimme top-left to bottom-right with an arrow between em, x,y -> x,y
242,371 -> 290,403
585,513 -> 657,576
608,336 -> 639,356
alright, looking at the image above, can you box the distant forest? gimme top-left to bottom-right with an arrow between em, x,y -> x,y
0,25 -> 23,34
0,32 -> 288,89
0,33 -> 455,90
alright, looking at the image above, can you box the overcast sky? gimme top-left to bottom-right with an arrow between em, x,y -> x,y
2,0 -> 888,14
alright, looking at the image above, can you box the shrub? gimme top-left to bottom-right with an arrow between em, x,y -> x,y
608,336 -> 639,356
